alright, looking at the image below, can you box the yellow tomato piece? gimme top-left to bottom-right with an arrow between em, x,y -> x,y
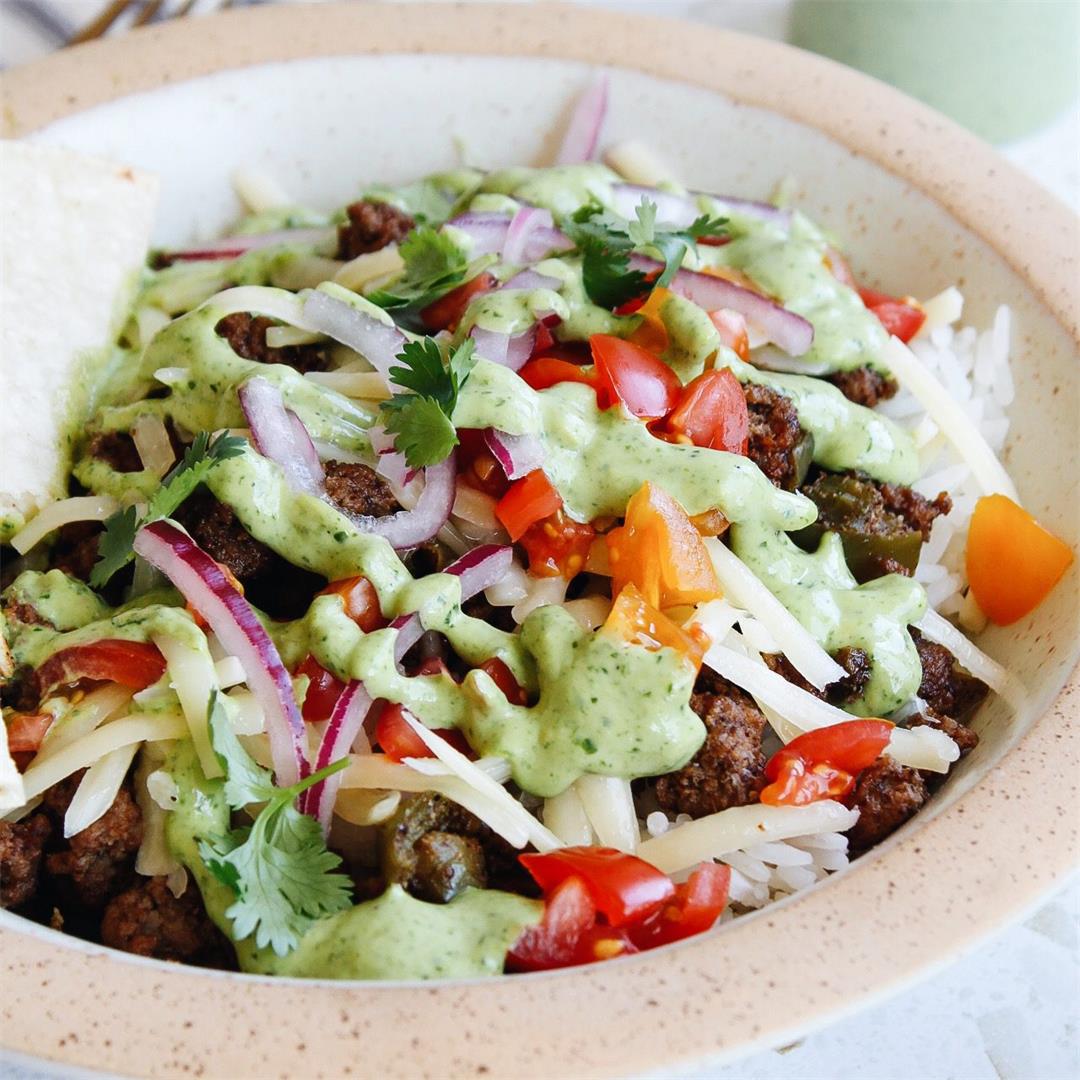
603,583 -> 709,671
966,494 -> 1074,625
626,286 -> 673,356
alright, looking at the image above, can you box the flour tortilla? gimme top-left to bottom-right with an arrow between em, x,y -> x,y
0,141 -> 159,541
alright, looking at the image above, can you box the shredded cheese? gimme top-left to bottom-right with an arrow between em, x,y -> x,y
64,743 -> 139,838
154,634 -> 221,779
574,775 -> 639,852
9,495 -> 119,555
543,786 -> 593,846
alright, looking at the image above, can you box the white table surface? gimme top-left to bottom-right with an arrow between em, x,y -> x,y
1,3 -> 1077,1079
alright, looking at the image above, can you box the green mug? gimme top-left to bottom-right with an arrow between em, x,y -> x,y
789,0 -> 1079,143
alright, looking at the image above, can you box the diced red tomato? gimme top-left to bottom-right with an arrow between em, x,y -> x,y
590,334 -> 682,420
760,719 -> 893,806
506,875 -> 597,972
531,321 -> 556,357
35,640 -> 166,697
373,701 -> 472,762
604,583 -> 710,670
5,713 -> 53,754
628,862 -> 731,949
520,510 -> 597,578
477,658 -> 528,706
495,470 -> 563,542
606,482 -> 721,611
708,309 -> 750,362
420,272 -> 497,332
295,655 -> 346,723
662,368 -> 749,454
858,287 -> 926,343
318,576 -> 385,633
519,846 -> 675,928
518,357 -> 597,393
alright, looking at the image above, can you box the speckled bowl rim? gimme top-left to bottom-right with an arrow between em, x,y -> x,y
0,5 -> 1077,1078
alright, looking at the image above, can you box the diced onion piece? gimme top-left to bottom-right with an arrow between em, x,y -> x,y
880,336 -> 1019,501
35,685 -> 133,762
231,168 -> 292,213
20,714 -> 187,802
914,286 -> 964,338
452,485 -> 503,533
225,689 -> 265,735
154,634 -> 222,779
704,539 -> 845,690
484,430 -> 545,481
604,140 -> 678,186
511,575 -> 569,625
543,786 -> 594,846
335,245 -> 405,292
399,712 -> 561,851
573,775 -> 638,853
704,642 -> 959,772
131,414 -> 176,477
638,800 -> 859,875
0,715 -> 26,813
560,596 -> 612,630
915,609 -> 1025,708
555,74 -> 608,165
63,742 -> 139,838
265,325 -> 323,349
304,371 -> 391,400
9,495 -> 120,555
214,655 -> 246,689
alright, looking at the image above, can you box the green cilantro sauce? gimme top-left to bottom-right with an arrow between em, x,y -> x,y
164,740 -> 541,979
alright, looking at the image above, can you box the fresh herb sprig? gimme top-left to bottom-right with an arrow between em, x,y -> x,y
379,337 -> 477,467
366,226 -> 470,310
89,430 -> 245,589
199,692 -> 353,957
561,198 -> 727,309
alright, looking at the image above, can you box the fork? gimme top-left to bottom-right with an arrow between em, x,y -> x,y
67,0 -> 236,46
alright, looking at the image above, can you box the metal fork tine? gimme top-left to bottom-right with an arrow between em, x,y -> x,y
68,0 -> 136,45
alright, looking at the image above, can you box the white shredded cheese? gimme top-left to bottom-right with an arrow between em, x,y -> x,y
231,168 -> 291,213
154,633 -> 222,779
915,286 -> 964,338
131,413 -> 175,477
64,743 -> 139,839
703,538 -> 845,689
543,786 -> 594,846
35,685 -> 134,762
574,775 -> 639,852
603,140 -> 678,186
9,495 -> 120,555
304,370 -> 391,400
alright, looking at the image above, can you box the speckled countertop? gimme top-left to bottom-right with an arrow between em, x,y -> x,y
0,2 -> 1077,1079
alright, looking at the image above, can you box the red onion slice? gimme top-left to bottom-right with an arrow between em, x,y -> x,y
485,430 -> 545,480
238,377 -> 325,495
300,680 -> 373,831
446,213 -> 513,255
503,269 -> 562,291
610,183 -> 791,230
301,289 -> 406,382
469,325 -> 537,372
132,520 -> 309,788
628,255 -> 814,356
160,227 -> 337,263
556,75 -> 609,165
391,544 -> 514,663
346,451 -> 457,550
503,207 -> 553,264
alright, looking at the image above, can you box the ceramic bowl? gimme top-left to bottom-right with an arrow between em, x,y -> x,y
1,4 -> 1077,1077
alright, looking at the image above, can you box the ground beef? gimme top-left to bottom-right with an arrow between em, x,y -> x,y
763,646 -> 872,708
215,312 -> 329,374
42,779 -> 142,909
51,521 -> 104,584
101,876 -> 234,967
3,599 -> 53,629
827,366 -> 898,408
654,668 -> 767,818
0,813 -> 52,909
337,200 -> 415,260
0,667 -> 38,712
879,483 -> 952,542
88,431 -> 143,473
846,756 -> 928,850
910,706 -> 980,755
322,461 -> 400,519
744,383 -> 809,490
912,628 -> 989,719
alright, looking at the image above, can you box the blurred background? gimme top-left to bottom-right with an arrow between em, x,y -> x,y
0,3 -> 1077,1079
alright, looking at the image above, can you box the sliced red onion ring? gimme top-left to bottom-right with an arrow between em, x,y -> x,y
556,74 -> 609,164
132,520 -> 309,788
503,207 -> 554,265
610,183 -> 791,230
485,429 -> 545,480
391,544 -> 514,663
366,424 -> 399,455
161,227 -> 337,263
628,255 -> 814,356
447,213 -> 571,263
503,269 -> 562,291
300,680 -> 374,831
374,449 -> 415,490
302,289 -> 406,382
345,451 -> 457,550
238,377 -> 325,495
469,325 -> 537,372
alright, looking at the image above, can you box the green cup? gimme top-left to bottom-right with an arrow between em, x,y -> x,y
789,0 -> 1079,143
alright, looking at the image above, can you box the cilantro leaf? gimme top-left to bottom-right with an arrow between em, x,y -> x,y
379,338 -> 476,468
199,693 -> 353,957
561,198 -> 727,307
367,226 -> 468,310
90,430 -> 245,589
